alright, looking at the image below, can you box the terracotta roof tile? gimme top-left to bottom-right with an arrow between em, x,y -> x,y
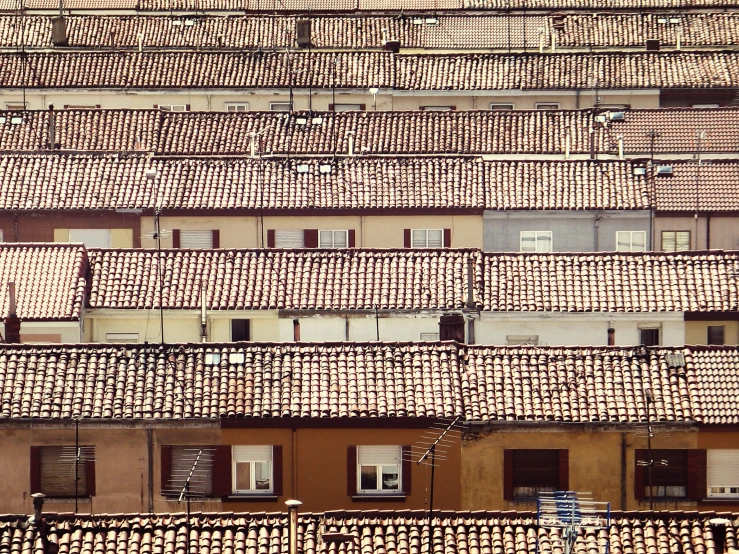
0,154 -> 650,211
654,160 -> 739,212
1,51 -> 737,90
0,244 -> 87,320
0,342 -> 731,422
84,249 -> 739,313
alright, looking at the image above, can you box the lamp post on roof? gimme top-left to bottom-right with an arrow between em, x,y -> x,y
285,499 -> 302,554
369,87 -> 379,111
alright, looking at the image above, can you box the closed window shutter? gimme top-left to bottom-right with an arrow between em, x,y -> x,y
513,450 -> 559,488
687,449 -> 707,500
212,230 -> 220,248
634,449 -> 646,500
160,445 -> 172,495
211,445 -> 232,497
267,230 -> 275,248
503,449 -> 514,500
179,230 -> 214,249
404,229 -> 411,248
273,445 -> 283,496
85,458 -> 96,496
274,230 -> 304,248
348,229 -> 356,247
558,450 -> 569,491
402,445 -> 411,494
30,446 -> 41,493
444,229 -> 451,247
172,230 -> 180,248
185,105 -> 191,111
347,445 -> 357,495
304,229 -> 319,248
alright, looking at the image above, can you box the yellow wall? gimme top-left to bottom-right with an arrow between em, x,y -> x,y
53,228 -> 134,247
697,429 -> 739,511
460,427 -> 698,511
685,320 -> 739,346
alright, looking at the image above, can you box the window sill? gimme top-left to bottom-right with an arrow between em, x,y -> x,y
351,495 -> 406,502
224,495 -> 279,502
43,497 -> 91,504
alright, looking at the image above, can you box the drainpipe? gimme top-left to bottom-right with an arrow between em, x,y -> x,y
706,214 -> 711,249
594,216 -> 601,251
147,429 -> 154,512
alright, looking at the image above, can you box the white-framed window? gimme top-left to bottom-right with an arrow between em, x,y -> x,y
490,103 -> 514,110
270,102 -> 293,112
358,445 -> 402,494
69,228 -> 111,248
506,335 -> 539,345
708,450 -> 739,498
639,326 -> 661,346
158,105 -> 189,112
520,231 -> 552,252
274,230 -> 305,247
330,103 -> 365,112
661,231 -> 690,252
232,445 -> 273,494
536,103 -> 560,110
106,333 -> 139,343
411,229 -> 443,248
225,102 -> 249,112
421,106 -> 455,111
319,230 -> 348,248
179,230 -> 214,248
616,231 -> 647,252
5,102 -> 27,110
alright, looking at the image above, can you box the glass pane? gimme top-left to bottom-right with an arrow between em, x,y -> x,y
676,232 -> 690,251
536,233 -> 552,252
319,231 -> 333,248
708,326 -> 725,345
427,230 -> 443,248
360,465 -> 378,490
333,231 -> 348,248
254,461 -> 271,490
616,232 -> 630,252
521,232 -> 536,252
662,232 -> 676,252
412,230 -> 427,248
381,465 -> 400,490
235,462 -> 252,491
632,232 -> 646,251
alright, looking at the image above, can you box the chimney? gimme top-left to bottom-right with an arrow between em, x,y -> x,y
293,319 -> 300,342
466,258 -> 475,309
607,326 -> 615,346
710,518 -> 730,554
5,282 -> 21,343
285,500 -> 302,554
32,493 -> 45,521
48,104 -> 56,150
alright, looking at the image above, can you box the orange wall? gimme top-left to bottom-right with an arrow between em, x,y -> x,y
697,428 -> 739,511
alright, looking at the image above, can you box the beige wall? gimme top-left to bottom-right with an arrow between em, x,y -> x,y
53,228 -> 134,248
460,426 -> 698,512
685,320 -> 739,346
653,216 -> 707,250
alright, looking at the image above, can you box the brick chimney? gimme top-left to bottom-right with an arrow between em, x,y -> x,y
4,282 -> 21,343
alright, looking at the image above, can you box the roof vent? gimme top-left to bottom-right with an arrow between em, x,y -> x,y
669,18 -> 680,24
145,168 -> 158,179
295,117 -> 308,125
311,116 -> 323,125
184,18 -> 195,26
657,17 -> 667,23
228,352 -> 245,364
319,164 -> 333,174
595,114 -> 607,123
0,116 -> 5,124
646,39 -> 660,51
633,166 -> 647,176
172,19 -> 182,26
656,165 -> 673,176
413,18 -> 423,24
425,17 -> 438,25
608,111 -> 625,121
10,116 -> 22,125
296,164 -> 311,173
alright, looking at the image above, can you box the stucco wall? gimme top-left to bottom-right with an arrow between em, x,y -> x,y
685,320 -> 739,345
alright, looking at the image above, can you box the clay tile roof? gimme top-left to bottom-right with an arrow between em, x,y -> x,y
0,244 -> 88,321
654,160 -> 739,212
85,249 -> 739,313
0,154 -> 650,211
0,51 -> 737,90
688,347 -> 739,424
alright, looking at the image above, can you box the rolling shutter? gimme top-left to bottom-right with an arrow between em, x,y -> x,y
179,230 -> 215,249
347,446 -> 357,495
707,450 -> 739,490
274,230 -> 305,248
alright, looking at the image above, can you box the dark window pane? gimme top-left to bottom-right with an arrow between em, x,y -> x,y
708,326 -> 725,345
231,320 -> 250,341
360,465 -> 377,490
512,450 -> 559,489
640,328 -> 660,346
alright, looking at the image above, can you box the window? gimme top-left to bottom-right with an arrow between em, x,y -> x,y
411,229 -> 443,248
68,228 -> 111,248
173,229 -> 219,249
357,446 -> 401,493
106,333 -> 139,343
420,106 -> 455,111
420,332 -> 440,340
536,103 -> 560,110
708,450 -> 739,498
164,446 -> 214,497
520,231 -> 552,252
231,319 -> 250,341
506,335 -> 539,346
225,102 -> 249,112
329,104 -> 365,112
708,325 -> 725,345
157,105 -> 189,112
634,449 -> 706,500
270,102 -> 293,112
490,103 -> 514,110
31,446 -> 95,497
319,230 -> 348,248
5,102 -> 27,110
640,327 -> 660,346
271,230 -> 305,247
233,446 -> 273,493
504,449 -> 567,500
63,105 -> 101,109
616,231 -> 647,252
661,231 -> 690,252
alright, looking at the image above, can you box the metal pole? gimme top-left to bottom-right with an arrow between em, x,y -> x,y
74,418 -> 79,513
155,209 -> 165,344
375,305 -> 380,340
429,445 -> 436,554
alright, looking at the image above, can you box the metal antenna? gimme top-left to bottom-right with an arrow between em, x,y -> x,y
636,390 -> 668,510
163,447 -> 215,515
55,418 -> 95,513
537,492 -> 611,554
143,204 -> 170,344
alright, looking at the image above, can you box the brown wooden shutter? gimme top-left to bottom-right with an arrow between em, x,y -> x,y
212,230 -> 220,248
348,229 -> 356,247
85,457 -> 96,496
267,230 -> 275,248
153,104 -> 158,109
558,449 -> 569,491
185,105 -> 191,111
273,445 -> 283,496
160,445 -> 172,495
30,446 -> 41,493
347,446 -> 357,496
503,449 -> 514,500
304,229 -> 318,248
404,229 -> 411,248
402,445 -> 411,495
172,229 -> 180,248
444,229 -> 451,247
211,445 -> 232,497
687,449 -> 707,500
634,449 -> 646,500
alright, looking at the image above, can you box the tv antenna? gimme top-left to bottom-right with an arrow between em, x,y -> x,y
406,416 -> 463,551
635,390 -> 668,510
50,418 -> 96,513
142,201 -> 171,344
537,492 -> 611,554
163,447 -> 215,516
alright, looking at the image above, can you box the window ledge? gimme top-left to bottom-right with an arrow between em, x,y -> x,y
43,497 -> 91,504
163,496 -> 222,503
224,495 -> 278,502
351,495 -> 407,502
